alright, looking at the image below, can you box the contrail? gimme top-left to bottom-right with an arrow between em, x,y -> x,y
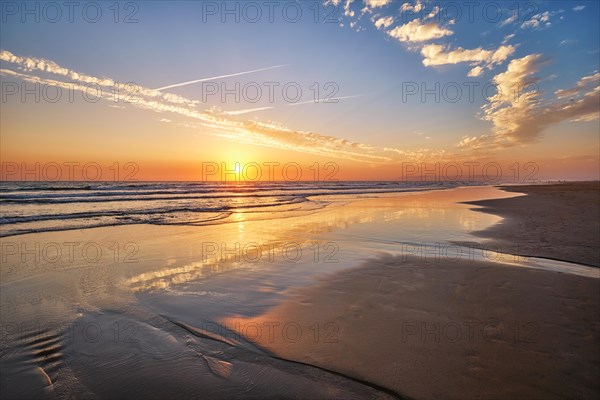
223,106 -> 274,115
154,65 -> 288,91
223,95 -> 361,115
288,94 -> 361,106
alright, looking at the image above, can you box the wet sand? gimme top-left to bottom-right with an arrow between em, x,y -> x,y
463,182 -> 600,267
1,185 -> 599,399
221,183 -> 600,399
224,255 -> 600,399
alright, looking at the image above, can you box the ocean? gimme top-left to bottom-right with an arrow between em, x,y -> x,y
0,181 -> 474,237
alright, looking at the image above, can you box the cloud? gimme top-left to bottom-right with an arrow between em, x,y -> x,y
502,33 -> 516,44
400,1 -> 424,13
555,72 -> 600,99
364,0 -> 391,8
0,50 -> 394,163
480,55 -> 599,146
457,135 -> 492,150
521,10 -> 564,30
559,39 -> 577,45
499,14 -> 517,27
0,50 -> 196,107
383,147 -> 447,160
467,66 -> 484,77
387,20 -> 453,42
480,54 -> 546,145
426,6 -> 440,19
573,5 -> 585,11
327,0 -> 356,17
420,44 -> 515,75
374,16 -> 394,29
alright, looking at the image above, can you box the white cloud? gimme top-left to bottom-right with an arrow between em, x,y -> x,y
387,20 -> 453,42
521,10 -> 564,30
499,14 -> 517,27
426,6 -> 440,19
467,66 -> 484,77
502,33 -> 516,44
555,72 -> 600,99
327,0 -> 355,17
480,55 -> 599,146
420,44 -> 515,74
559,39 -> 577,46
374,16 -> 394,29
364,0 -> 391,8
400,1 -> 424,13
573,5 -> 585,11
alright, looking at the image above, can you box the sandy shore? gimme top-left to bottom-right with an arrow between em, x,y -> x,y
463,182 -> 600,267
2,185 -> 598,399
224,255 -> 600,399
222,183 -> 600,399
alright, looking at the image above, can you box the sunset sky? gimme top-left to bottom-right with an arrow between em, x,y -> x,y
1,0 -> 598,181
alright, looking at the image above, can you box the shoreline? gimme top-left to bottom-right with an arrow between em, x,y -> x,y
463,182 -> 600,267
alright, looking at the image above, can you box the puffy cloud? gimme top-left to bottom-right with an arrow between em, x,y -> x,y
327,0 -> 355,17
374,16 -> 394,29
573,5 -> 585,11
481,55 -> 599,146
387,20 -> 453,42
400,1 -> 424,13
467,66 -> 484,77
426,6 -> 440,19
420,44 -> 515,72
364,0 -> 391,8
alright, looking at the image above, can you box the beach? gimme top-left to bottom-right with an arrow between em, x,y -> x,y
221,183 -> 600,399
1,183 -> 599,399
463,182 -> 600,267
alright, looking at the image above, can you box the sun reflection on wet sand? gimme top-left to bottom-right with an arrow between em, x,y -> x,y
119,186 -> 517,294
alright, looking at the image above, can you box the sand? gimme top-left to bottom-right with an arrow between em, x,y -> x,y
463,182 -> 600,267
221,183 -> 600,399
2,184 -> 598,399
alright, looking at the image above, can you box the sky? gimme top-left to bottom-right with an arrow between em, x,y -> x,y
1,0 -> 599,181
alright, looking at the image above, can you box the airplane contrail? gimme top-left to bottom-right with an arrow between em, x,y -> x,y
154,65 -> 288,91
288,94 -> 361,106
222,95 -> 361,115
223,106 -> 274,115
